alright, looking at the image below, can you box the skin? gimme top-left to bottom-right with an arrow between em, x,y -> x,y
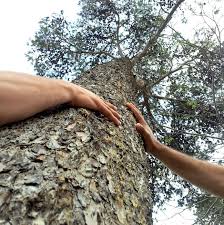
127,102 -> 224,197
0,71 -> 121,126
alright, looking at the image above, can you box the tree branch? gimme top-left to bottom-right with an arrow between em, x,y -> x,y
160,124 -> 224,141
193,198 -> 219,225
61,34 -> 117,60
74,49 -> 117,60
168,25 -> 215,55
150,58 -> 194,87
151,94 -> 186,103
141,90 -> 171,136
115,12 -> 125,58
159,196 -> 211,223
132,0 -> 185,64
200,6 -> 222,47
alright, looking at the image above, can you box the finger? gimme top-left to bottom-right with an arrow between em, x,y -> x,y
126,103 -> 146,125
105,104 -> 121,120
98,102 -> 121,126
105,102 -> 120,119
105,101 -> 117,111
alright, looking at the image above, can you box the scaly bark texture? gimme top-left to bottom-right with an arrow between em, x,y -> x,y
0,59 -> 152,225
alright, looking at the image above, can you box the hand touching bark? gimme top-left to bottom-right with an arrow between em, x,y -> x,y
69,84 -> 121,126
126,102 -> 159,152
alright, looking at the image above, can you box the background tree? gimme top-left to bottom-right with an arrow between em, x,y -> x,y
26,0 -> 224,223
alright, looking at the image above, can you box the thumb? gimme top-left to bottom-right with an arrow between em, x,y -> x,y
135,123 -> 147,137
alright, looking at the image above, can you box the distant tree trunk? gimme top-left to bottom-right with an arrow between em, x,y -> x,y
0,59 -> 152,225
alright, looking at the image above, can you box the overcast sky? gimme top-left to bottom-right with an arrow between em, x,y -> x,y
0,0 -> 79,73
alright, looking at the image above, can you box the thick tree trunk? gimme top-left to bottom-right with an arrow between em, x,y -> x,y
0,59 -> 152,225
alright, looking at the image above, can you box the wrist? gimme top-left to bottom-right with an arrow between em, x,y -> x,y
147,139 -> 162,155
54,79 -> 74,104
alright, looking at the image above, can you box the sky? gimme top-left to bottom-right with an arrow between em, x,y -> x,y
0,0 -> 79,73
0,0 -> 221,224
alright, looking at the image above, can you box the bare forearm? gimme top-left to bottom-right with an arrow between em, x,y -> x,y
0,71 -> 72,125
127,103 -> 224,197
151,141 -> 224,197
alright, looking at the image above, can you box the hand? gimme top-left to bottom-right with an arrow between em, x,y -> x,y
70,84 -> 121,126
126,103 -> 158,152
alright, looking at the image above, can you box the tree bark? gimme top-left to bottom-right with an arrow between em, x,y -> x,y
0,59 -> 152,225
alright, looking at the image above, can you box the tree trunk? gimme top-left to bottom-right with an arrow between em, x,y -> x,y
0,59 -> 152,225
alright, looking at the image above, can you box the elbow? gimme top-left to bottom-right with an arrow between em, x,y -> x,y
0,116 -> 5,127
0,114 -> 10,127
0,120 -> 7,127
211,179 -> 224,198
216,188 -> 224,198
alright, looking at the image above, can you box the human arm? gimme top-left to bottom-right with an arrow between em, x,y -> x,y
0,71 -> 120,126
126,103 -> 224,197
